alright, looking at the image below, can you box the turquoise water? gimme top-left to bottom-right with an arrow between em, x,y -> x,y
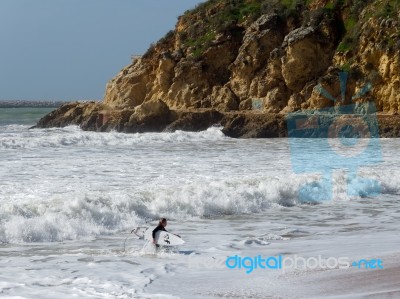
0,107 -> 55,126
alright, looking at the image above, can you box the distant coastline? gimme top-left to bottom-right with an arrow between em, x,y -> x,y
0,100 -> 99,108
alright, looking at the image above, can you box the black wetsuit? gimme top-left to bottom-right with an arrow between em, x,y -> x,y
152,225 -> 167,247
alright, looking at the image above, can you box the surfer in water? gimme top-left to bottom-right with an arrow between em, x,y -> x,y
152,218 -> 167,246
152,218 -> 181,248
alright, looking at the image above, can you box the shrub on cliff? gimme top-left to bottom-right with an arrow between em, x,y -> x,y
142,0 -> 399,61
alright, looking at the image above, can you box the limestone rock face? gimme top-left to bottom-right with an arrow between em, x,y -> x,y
102,1 -> 399,115
304,17 -> 400,113
166,60 -> 212,109
104,59 -> 153,109
282,27 -> 332,92
127,99 -> 171,132
101,4 -> 345,115
38,0 -> 400,138
209,86 -> 239,112
230,14 -> 284,101
356,19 -> 400,113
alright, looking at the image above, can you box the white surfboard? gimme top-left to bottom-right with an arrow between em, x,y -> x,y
144,228 -> 185,246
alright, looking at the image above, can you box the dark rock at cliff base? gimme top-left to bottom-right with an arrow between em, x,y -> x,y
378,115 -> 400,138
35,100 -> 400,138
124,99 -> 172,133
220,113 -> 400,139
35,102 -> 103,129
165,110 -> 223,132
221,113 -> 288,138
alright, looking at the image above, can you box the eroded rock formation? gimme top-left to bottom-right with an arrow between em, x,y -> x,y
36,0 -> 400,137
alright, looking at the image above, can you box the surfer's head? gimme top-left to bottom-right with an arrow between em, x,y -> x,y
159,218 -> 167,227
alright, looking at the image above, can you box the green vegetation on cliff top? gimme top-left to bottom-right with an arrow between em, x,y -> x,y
146,0 -> 399,59
181,0 -> 398,57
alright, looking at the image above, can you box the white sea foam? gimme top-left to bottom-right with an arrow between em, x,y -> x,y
1,124 -> 400,298
0,170 -> 397,244
1,126 -> 399,244
0,125 -> 226,149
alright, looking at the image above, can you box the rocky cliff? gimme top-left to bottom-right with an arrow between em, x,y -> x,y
36,0 -> 400,137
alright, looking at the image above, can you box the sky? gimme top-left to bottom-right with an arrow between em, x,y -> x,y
0,0 -> 205,101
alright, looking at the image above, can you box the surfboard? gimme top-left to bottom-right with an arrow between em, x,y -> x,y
144,228 -> 185,246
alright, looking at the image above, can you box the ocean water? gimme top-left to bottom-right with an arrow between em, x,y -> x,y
0,108 -> 399,298
0,107 -> 55,126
